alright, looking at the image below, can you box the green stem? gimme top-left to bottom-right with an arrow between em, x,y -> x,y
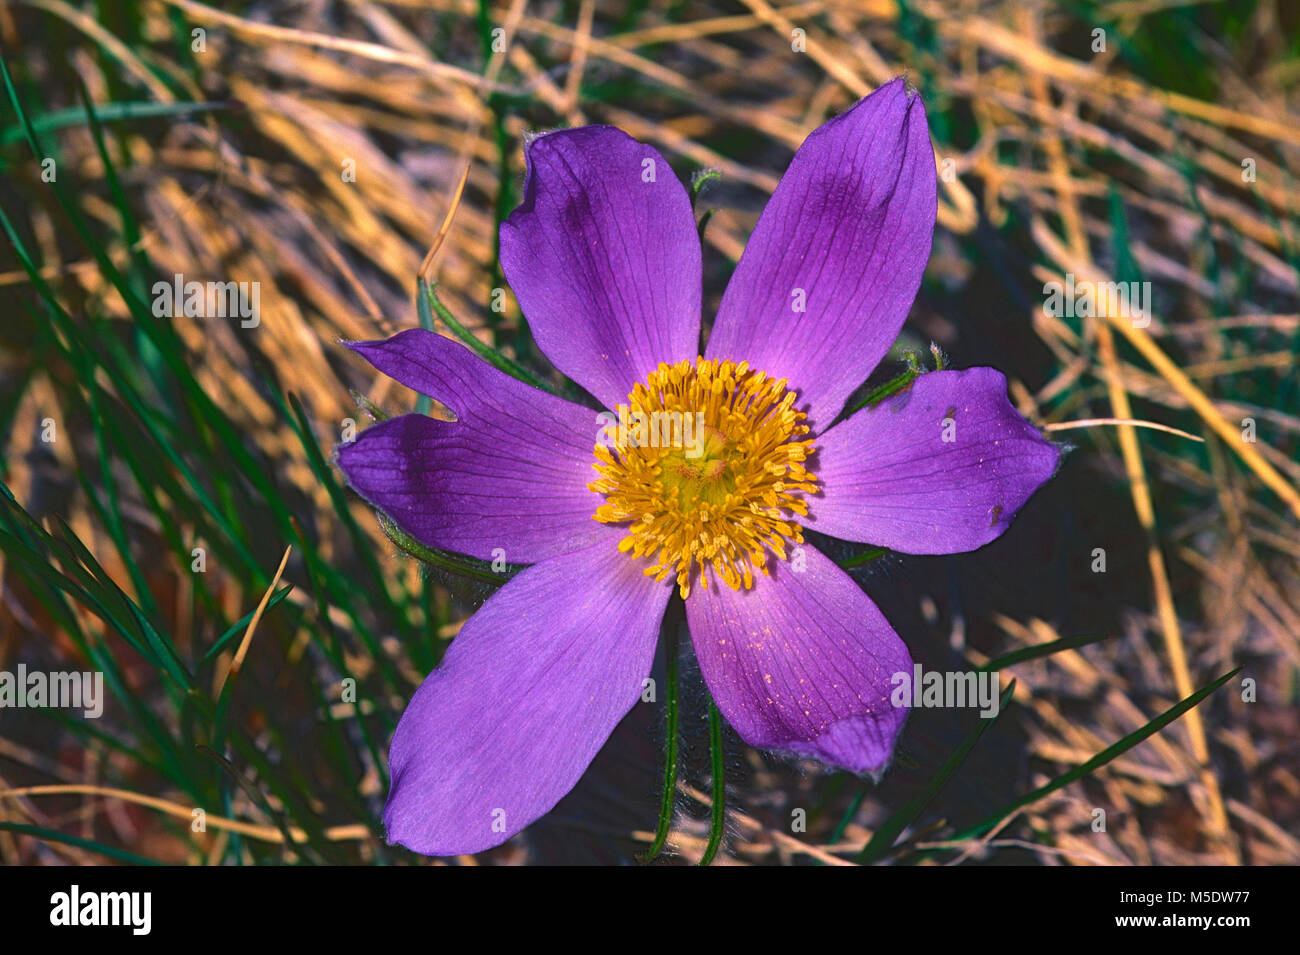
699,697 -> 726,865
639,615 -> 681,863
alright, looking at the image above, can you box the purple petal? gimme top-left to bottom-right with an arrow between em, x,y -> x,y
337,329 -> 606,562
685,544 -> 911,775
500,126 -> 702,410
808,368 -> 1061,553
705,77 -> 937,432
384,537 -> 672,856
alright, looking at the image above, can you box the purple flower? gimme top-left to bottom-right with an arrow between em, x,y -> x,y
337,78 -> 1059,856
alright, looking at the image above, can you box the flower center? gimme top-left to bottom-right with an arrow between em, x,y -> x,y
589,358 -> 818,599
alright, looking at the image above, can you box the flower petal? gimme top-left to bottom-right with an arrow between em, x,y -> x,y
384,536 -> 671,856
685,544 -> 911,775
809,368 -> 1061,553
500,126 -> 702,410
705,77 -> 937,431
337,330 -> 606,562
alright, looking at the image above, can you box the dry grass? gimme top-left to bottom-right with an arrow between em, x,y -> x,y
2,0 -> 1297,865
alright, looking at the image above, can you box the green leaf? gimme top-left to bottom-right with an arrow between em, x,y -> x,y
837,545 -> 890,569
420,279 -> 561,396
846,365 -> 919,416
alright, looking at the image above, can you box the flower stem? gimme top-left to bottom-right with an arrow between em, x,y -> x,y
699,697 -> 726,865
639,617 -> 680,863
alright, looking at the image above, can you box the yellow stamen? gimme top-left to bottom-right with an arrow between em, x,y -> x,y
589,358 -> 818,599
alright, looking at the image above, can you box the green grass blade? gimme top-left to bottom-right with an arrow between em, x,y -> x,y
979,634 -> 1113,672
0,99 -> 238,146
857,680 -> 1017,863
943,667 -> 1241,846
0,823 -> 163,865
